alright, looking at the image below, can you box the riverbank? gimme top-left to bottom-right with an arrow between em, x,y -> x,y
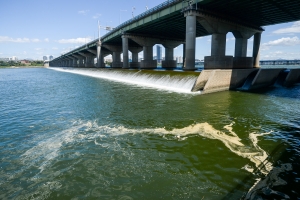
0,66 -> 45,69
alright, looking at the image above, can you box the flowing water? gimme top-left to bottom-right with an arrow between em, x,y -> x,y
0,67 -> 300,199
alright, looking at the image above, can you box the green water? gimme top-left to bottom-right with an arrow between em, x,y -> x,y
0,67 -> 299,199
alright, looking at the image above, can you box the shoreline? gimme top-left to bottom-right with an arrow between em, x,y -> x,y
0,66 -> 45,69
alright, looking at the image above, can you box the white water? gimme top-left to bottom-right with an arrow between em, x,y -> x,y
49,68 -> 199,94
21,120 -> 272,176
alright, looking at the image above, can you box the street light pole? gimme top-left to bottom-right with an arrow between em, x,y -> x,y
132,7 -> 135,18
119,10 -> 127,25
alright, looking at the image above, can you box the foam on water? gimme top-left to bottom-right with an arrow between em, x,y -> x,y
49,68 -> 199,94
17,119 -> 281,199
21,120 -> 272,176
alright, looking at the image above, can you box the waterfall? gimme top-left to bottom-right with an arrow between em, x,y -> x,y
50,68 -> 200,93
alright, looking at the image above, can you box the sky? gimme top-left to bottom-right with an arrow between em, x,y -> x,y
0,0 -> 300,61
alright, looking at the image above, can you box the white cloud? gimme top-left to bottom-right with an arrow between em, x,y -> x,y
57,37 -> 92,44
35,48 -> 42,51
0,36 -> 31,43
273,21 -> 300,34
93,13 -> 101,19
261,51 -> 300,60
45,38 -> 49,42
78,10 -> 89,15
31,38 -> 40,42
262,36 -> 300,46
52,47 -> 58,50
0,52 -> 3,55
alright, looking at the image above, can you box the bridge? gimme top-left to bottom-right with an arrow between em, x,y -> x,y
260,60 -> 300,65
50,0 -> 300,93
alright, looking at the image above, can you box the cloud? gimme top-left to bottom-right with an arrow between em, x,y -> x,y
261,51 -> 300,60
31,38 -> 40,42
262,36 -> 300,46
35,48 -> 42,51
273,21 -> 300,34
93,13 -> 101,19
45,38 -> 49,42
52,47 -> 58,50
57,37 -> 92,44
78,10 -> 89,15
0,36 -> 31,43
0,52 -> 3,55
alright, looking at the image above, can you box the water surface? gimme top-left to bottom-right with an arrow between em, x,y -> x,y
0,67 -> 299,199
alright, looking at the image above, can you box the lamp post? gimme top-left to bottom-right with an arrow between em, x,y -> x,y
119,10 -> 127,24
106,21 -> 112,33
132,7 -> 135,18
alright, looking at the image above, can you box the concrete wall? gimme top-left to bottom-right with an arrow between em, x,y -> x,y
191,69 -> 257,93
284,69 -> 300,87
249,68 -> 284,90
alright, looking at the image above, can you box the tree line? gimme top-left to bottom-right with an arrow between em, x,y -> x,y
0,60 -> 44,67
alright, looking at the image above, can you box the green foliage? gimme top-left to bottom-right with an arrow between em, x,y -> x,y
0,60 -> 44,67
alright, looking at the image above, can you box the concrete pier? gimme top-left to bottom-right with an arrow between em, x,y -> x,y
78,52 -> 95,67
253,32 -> 261,68
184,14 -> 196,70
191,69 -> 258,93
245,68 -> 284,90
129,46 -> 143,68
283,69 -> 300,87
161,41 -> 181,68
102,45 -> 123,68
122,36 -> 129,69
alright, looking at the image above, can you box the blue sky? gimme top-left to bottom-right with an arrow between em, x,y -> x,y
0,0 -> 300,60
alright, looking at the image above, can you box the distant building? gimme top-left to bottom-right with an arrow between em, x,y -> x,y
0,57 -> 10,61
49,55 -> 53,61
20,60 -> 31,65
176,56 -> 183,63
156,45 -> 162,63
9,56 -> 18,61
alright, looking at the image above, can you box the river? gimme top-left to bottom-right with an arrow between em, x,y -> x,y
0,67 -> 299,199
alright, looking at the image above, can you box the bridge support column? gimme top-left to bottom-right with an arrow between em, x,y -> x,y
129,46 -> 143,68
96,42 -> 101,68
232,31 -> 254,69
194,11 -> 263,69
73,55 -> 84,68
102,45 -> 123,68
78,52 -> 94,67
124,36 -> 156,69
184,13 -> 196,70
162,41 -> 181,68
78,57 -> 84,67
204,33 -> 234,69
183,43 -> 186,68
67,60 -> 71,67
122,36 -> 129,69
112,52 -> 122,68
72,57 -> 78,67
253,32 -> 261,68
141,45 -> 156,69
